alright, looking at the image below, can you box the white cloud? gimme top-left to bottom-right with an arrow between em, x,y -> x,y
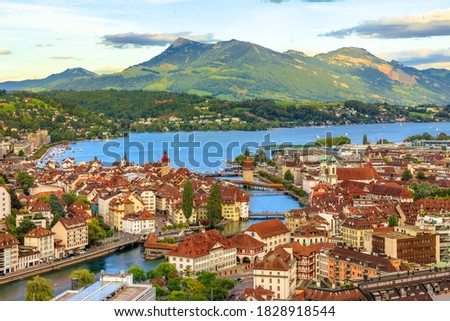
323,8 -> 450,39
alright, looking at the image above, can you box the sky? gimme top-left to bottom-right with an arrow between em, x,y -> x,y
1,0 -> 450,81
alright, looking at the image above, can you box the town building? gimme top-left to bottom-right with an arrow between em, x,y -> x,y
121,209 -> 156,235
51,217 -> 89,254
371,225 -> 440,265
342,216 -> 374,250
230,233 -> 266,264
317,247 -> 406,284
0,185 -> 11,221
245,219 -> 291,254
24,227 -> 55,262
0,233 -> 19,274
167,229 -> 237,274
53,273 -> 156,301
253,247 -> 297,300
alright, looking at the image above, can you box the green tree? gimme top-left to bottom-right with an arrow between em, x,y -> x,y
183,265 -> 193,278
49,194 -> 66,218
207,278 -> 235,301
401,170 -> 413,181
154,262 -> 178,279
69,269 -> 95,288
18,150 -> 25,157
244,147 -> 250,157
416,171 -> 426,180
167,290 -> 187,301
182,278 -> 206,298
128,264 -> 147,283
88,218 -> 106,244
167,277 -> 182,292
9,187 -> 21,210
182,180 -> 194,223
284,169 -> 294,181
62,192 -> 78,207
17,219 -> 36,243
25,276 -> 54,301
207,184 -> 222,228
388,213 -> 399,227
362,134 -> 368,145
16,170 -> 34,194
152,284 -> 168,300
50,212 -> 61,229
196,271 -> 217,288
0,176 -> 5,185
316,135 -> 350,147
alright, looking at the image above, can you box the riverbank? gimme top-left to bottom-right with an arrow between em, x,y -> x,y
0,235 -> 139,286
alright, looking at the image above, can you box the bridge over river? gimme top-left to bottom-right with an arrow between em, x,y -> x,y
248,211 -> 286,219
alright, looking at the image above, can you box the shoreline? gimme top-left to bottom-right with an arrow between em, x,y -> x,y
0,236 -> 139,286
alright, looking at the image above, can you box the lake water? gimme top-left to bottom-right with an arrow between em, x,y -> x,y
49,122 -> 450,172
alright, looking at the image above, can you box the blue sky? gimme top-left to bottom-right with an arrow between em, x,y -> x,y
1,0 -> 450,81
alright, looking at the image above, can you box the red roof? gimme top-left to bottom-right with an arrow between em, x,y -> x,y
25,227 -> 55,238
230,233 -> 265,250
254,247 -> 292,271
246,219 -> 290,239
167,229 -> 236,259
337,167 -> 382,181
161,150 -> 170,163
242,157 -> 255,170
0,233 -> 19,249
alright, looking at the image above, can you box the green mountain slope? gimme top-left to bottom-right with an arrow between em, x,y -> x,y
1,39 -> 449,105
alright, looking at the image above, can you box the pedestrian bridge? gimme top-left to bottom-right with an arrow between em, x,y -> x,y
228,180 -> 284,190
248,211 -> 286,219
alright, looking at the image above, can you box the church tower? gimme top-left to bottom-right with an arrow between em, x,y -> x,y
161,150 -> 171,176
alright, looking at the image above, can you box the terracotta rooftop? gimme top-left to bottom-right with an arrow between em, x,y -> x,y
25,227 -> 55,238
0,233 -> 19,249
246,219 -> 290,239
254,247 -> 292,271
167,229 -> 236,259
57,217 -> 88,230
230,233 -> 265,250
337,167 -> 382,181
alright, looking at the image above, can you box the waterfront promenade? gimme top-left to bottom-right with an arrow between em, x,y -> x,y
0,234 -> 140,286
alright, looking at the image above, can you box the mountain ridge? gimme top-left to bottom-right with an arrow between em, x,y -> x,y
1,39 -> 449,105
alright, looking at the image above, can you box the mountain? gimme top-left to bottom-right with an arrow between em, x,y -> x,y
0,68 -> 97,91
1,39 -> 449,105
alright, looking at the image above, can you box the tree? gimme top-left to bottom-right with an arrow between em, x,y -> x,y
207,278 -> 235,301
183,265 -> 193,278
167,290 -> 187,301
152,284 -> 168,300
182,180 -> 194,223
284,170 -> 294,181
388,213 -> 399,227
49,194 -> 66,218
167,277 -> 181,292
25,276 -> 54,301
244,147 -> 250,157
18,150 -> 25,157
88,218 -> 106,244
206,184 -> 222,228
0,176 -> 5,185
154,262 -> 178,279
416,171 -> 426,180
50,212 -> 61,229
62,192 -> 78,207
69,269 -> 94,288
196,271 -> 217,288
362,134 -> 368,145
17,219 -> 36,243
127,264 -> 147,283
9,187 -> 21,210
401,170 -> 413,181
16,170 -> 34,194
182,278 -> 206,299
